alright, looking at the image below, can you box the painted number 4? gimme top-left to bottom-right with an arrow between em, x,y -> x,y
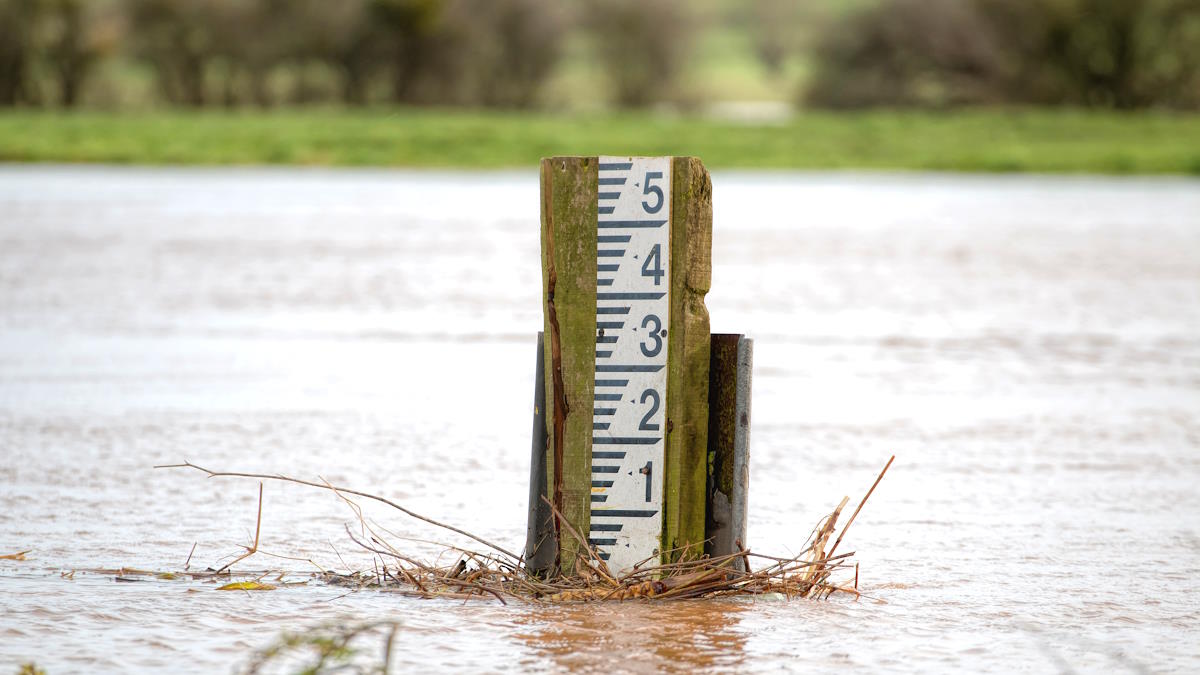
641,244 -> 664,286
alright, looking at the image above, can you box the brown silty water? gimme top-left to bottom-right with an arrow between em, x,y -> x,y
1,167 -> 1198,672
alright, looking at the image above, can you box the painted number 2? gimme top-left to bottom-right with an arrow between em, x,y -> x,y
639,389 -> 660,431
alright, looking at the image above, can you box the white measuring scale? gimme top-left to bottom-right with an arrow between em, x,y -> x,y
589,156 -> 670,574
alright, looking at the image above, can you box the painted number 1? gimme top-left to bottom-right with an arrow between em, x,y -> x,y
640,461 -> 653,502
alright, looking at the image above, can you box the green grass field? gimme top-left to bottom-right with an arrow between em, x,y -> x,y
2,108 -> 1198,174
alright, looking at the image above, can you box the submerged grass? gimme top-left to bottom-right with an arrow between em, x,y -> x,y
1,108 -> 1198,174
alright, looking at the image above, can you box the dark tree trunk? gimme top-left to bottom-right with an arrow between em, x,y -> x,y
341,65 -> 367,105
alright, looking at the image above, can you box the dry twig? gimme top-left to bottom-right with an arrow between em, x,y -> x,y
215,483 -> 263,574
156,461 -> 520,562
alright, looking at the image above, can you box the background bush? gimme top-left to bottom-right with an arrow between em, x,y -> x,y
807,0 -> 1200,110
582,0 -> 694,108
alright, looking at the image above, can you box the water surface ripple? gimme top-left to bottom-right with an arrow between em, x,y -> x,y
1,167 -> 1198,673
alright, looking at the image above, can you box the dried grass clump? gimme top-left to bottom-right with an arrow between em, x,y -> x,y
156,456 -> 892,604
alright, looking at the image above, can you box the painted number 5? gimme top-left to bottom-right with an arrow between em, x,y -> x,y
641,171 -> 663,214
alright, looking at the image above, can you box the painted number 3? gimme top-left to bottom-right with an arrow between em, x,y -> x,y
640,314 -> 662,357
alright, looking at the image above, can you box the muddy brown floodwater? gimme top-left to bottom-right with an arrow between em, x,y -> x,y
1,166 -> 1198,673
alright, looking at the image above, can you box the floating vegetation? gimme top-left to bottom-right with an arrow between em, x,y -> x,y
145,456 -> 892,604
217,581 -> 277,592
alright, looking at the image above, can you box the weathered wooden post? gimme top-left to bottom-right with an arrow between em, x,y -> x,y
534,156 -> 713,576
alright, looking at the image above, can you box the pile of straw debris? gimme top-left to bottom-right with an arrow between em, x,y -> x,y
156,457 -> 892,604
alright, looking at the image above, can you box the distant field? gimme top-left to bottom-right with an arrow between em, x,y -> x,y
1,108 -> 1198,174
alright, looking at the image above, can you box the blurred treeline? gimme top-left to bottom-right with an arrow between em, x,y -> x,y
0,0 -> 1197,110
0,0 -> 574,107
808,0 -> 1200,109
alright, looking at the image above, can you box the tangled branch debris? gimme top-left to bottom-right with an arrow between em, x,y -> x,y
154,456 -> 894,604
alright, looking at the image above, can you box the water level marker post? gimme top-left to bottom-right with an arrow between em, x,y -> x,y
532,156 -> 713,576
